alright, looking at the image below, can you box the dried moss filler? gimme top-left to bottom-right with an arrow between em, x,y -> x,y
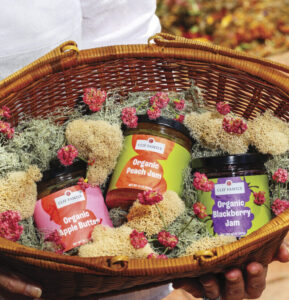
106,116 -> 192,208
192,153 -> 272,237
34,160 -> 112,251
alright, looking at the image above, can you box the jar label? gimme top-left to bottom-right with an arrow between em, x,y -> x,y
108,134 -> 191,194
34,185 -> 113,251
198,175 -> 271,237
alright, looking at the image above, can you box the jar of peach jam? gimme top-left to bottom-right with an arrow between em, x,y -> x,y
106,115 -> 193,208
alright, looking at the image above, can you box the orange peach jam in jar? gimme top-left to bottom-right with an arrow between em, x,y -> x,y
106,115 -> 193,208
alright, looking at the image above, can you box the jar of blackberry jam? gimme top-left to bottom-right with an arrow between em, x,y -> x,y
191,153 -> 272,238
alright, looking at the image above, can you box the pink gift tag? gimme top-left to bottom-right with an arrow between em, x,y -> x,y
34,185 -> 112,251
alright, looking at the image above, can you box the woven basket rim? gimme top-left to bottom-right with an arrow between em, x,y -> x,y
1,34 -> 289,99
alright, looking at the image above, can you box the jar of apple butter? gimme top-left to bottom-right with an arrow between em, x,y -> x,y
34,159 -> 112,252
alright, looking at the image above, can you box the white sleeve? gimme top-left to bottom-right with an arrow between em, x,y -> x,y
0,0 -> 82,80
79,0 -> 161,49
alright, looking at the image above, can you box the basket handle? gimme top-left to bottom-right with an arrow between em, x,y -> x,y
149,33 -> 289,75
0,41 -> 79,89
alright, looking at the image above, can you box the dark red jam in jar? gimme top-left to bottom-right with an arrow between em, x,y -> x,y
191,153 -> 272,237
34,159 -> 112,252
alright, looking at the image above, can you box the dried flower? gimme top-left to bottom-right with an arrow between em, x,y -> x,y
121,107 -> 138,128
150,92 -> 170,109
0,106 -> 11,119
87,158 -> 96,166
147,106 -> 161,120
173,99 -> 186,111
157,230 -> 178,249
222,116 -> 247,134
193,202 -> 208,219
216,101 -> 231,115
253,191 -> 266,205
193,172 -> 214,192
77,177 -> 90,190
272,168 -> 288,183
45,230 -> 65,254
129,229 -> 148,249
137,190 -> 163,205
0,121 -> 14,139
83,88 -> 106,112
57,145 -> 78,166
0,210 -> 23,242
147,253 -> 168,259
174,114 -> 185,123
271,198 -> 289,216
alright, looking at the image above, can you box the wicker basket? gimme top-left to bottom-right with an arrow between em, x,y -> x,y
1,33 -> 289,299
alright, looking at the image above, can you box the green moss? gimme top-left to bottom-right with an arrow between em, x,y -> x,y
109,207 -> 128,227
265,153 -> 289,201
5,118 -> 65,173
18,217 -> 44,250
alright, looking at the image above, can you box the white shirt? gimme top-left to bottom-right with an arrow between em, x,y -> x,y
0,0 -> 161,80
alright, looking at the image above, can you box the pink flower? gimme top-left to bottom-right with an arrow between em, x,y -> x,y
150,92 -> 170,109
137,190 -> 163,205
173,99 -> 186,111
157,231 -> 178,249
57,145 -> 78,166
83,88 -> 106,112
130,229 -> 148,249
253,191 -> 266,205
0,106 -> 11,119
121,107 -> 138,128
45,230 -> 65,254
0,210 -> 23,242
147,106 -> 161,120
271,198 -> 289,216
193,202 -> 208,219
222,117 -> 247,134
0,121 -> 14,139
147,253 -> 168,259
174,114 -> 185,123
87,158 -> 96,166
77,177 -> 90,190
193,172 -> 214,192
272,169 -> 288,183
216,102 -> 231,115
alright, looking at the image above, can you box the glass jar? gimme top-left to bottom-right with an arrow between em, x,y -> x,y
34,159 -> 112,252
106,115 -> 193,208
192,153 -> 272,238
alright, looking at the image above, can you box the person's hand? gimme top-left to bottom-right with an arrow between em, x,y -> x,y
0,266 -> 42,299
173,240 -> 289,300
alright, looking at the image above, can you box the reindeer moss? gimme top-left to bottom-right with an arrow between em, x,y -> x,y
5,118 -> 65,173
18,217 -> 44,250
109,207 -> 128,227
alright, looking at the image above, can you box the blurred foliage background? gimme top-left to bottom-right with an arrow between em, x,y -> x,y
156,0 -> 289,57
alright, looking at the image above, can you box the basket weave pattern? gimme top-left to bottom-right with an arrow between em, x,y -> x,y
1,33 -> 289,299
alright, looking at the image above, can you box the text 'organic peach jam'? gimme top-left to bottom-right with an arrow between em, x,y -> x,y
106,115 -> 193,208
34,159 -> 112,252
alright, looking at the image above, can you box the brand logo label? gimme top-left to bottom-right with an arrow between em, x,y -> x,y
55,190 -> 85,209
135,138 -> 165,154
215,181 -> 245,195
